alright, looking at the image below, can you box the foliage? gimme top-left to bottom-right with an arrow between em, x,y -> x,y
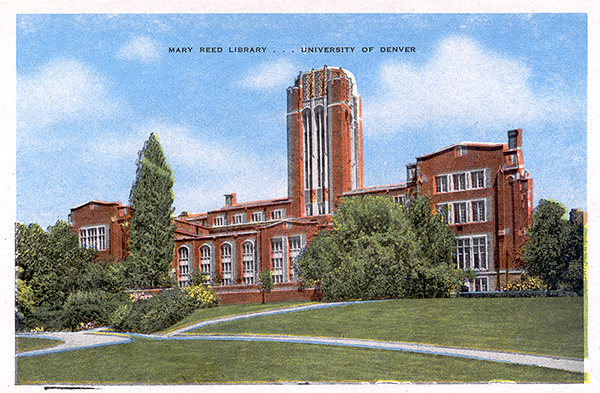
16,221 -> 98,312
259,269 -> 274,304
259,269 -> 274,293
183,283 -> 220,308
191,269 -> 208,286
502,275 -> 548,291
110,286 -> 219,333
127,133 -> 176,288
298,195 -> 467,301
58,290 -> 124,330
522,199 -> 584,293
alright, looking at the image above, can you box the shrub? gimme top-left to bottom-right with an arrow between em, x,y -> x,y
58,290 -> 124,330
110,286 -> 219,333
183,284 -> 219,308
502,276 -> 548,291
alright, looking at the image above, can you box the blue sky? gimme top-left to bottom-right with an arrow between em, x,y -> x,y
16,14 -> 587,229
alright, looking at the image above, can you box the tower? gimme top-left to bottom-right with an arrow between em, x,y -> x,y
287,66 -> 364,217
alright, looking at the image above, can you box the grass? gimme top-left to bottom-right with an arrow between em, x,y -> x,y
17,337 -> 584,384
160,300 -> 313,333
187,297 -> 585,358
17,337 -> 65,353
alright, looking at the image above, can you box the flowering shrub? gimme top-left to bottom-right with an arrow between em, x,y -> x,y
183,284 -> 219,308
502,276 -> 548,291
78,321 -> 96,330
129,292 -> 153,302
110,286 -> 219,333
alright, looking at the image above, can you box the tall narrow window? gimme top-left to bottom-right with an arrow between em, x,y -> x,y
271,238 -> 284,283
472,237 -> 487,270
179,247 -> 191,287
453,173 -> 466,191
221,244 -> 233,285
437,203 -> 450,223
471,170 -> 485,189
243,241 -> 255,284
436,175 -> 448,193
456,238 -> 471,269
200,245 -> 212,281
289,236 -> 303,281
471,200 -> 486,222
454,202 -> 467,224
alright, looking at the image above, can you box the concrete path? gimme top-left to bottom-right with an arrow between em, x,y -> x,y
16,301 -> 585,373
16,329 -> 132,358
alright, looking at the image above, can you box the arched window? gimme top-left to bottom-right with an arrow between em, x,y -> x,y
242,241 -> 256,284
221,243 -> 233,285
178,246 -> 191,287
200,245 -> 212,282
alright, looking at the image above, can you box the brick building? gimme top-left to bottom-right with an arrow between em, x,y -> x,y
69,66 -> 533,294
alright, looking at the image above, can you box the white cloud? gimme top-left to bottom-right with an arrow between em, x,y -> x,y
364,35 -> 583,137
128,120 -> 287,213
117,36 -> 161,63
239,58 -> 297,91
17,58 -> 119,131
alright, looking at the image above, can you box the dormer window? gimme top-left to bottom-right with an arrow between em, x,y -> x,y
214,216 -> 226,227
233,213 -> 245,224
456,146 -> 467,156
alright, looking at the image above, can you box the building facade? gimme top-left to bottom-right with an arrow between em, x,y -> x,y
69,66 -> 533,293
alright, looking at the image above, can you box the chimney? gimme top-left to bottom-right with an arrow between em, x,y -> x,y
507,129 -> 523,150
224,193 -> 237,206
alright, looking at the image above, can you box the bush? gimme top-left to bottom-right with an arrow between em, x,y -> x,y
183,284 -> 219,308
110,286 -> 219,333
502,276 -> 548,291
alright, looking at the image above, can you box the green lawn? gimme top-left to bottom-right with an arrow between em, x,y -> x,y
160,301 -> 313,333
17,337 -> 583,384
187,297 -> 585,358
17,337 -> 65,353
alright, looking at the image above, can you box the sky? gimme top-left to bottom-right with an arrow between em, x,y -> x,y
16,13 -> 587,229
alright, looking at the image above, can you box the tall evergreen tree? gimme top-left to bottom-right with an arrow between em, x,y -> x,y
128,133 -> 176,288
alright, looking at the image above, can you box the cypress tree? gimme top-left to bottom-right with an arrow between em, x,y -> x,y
127,133 -> 176,288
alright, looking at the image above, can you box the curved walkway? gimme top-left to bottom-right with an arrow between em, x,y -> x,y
16,302 -> 584,373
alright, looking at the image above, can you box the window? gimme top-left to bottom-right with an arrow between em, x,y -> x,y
453,173 -> 467,191
436,175 -> 449,193
233,214 -> 245,224
252,211 -> 264,222
457,146 -> 467,156
221,243 -> 233,285
242,241 -> 255,284
179,247 -> 191,287
80,225 -> 108,250
271,209 -> 283,220
438,199 -> 489,225
471,200 -> 486,222
289,236 -> 303,281
436,169 -> 487,193
474,277 -> 488,292
472,237 -> 487,269
200,245 -> 212,282
471,170 -> 485,189
454,202 -> 467,224
214,216 -> 226,227
456,238 -> 471,270
456,235 -> 488,271
437,203 -> 450,223
394,195 -> 408,205
271,238 -> 284,283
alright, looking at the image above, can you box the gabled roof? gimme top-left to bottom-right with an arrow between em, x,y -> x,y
70,200 -> 129,211
417,141 -> 505,161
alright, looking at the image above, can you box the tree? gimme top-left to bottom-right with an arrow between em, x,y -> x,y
522,199 -> 584,292
16,221 -> 97,311
127,133 -> 176,288
259,269 -> 274,304
297,195 -> 467,301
